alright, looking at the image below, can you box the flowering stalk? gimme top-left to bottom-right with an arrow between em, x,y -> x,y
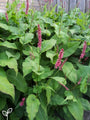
79,41 -> 87,61
58,82 -> 69,90
25,0 -> 29,15
55,48 -> 64,69
37,24 -> 42,50
5,12 -> 8,22
20,97 -> 25,107
59,58 -> 68,70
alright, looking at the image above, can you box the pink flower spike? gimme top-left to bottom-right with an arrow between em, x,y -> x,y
25,0 -> 29,15
20,97 -> 25,107
37,24 -> 42,50
58,82 -> 69,91
5,12 -> 8,22
55,48 -> 64,69
78,77 -> 82,85
80,41 -> 87,60
22,97 -> 25,101
59,58 -> 68,70
20,101 -> 24,107
59,48 -> 64,59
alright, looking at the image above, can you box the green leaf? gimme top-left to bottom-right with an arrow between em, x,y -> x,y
0,41 -> 18,49
77,64 -> 90,79
23,56 -> 39,76
68,101 -> 83,120
51,77 -> 66,85
63,42 -> 80,58
0,97 -> 6,111
33,67 -> 53,82
23,47 -> 40,76
80,76 -> 87,94
0,52 -> 18,73
46,88 -> 51,104
0,68 -> 15,99
46,50 -> 57,62
42,29 -> 51,36
35,106 -> 48,120
0,23 -> 8,30
10,112 -> 19,120
50,95 -> 66,105
58,31 -> 69,44
26,94 -> 40,120
0,23 -> 19,35
6,51 -> 20,60
7,69 -> 28,93
41,39 -> 56,53
20,33 -> 34,44
0,113 -> 4,120
80,98 -> 90,111
64,91 -> 77,102
62,62 -> 77,83
63,106 -> 75,120
69,25 -> 81,35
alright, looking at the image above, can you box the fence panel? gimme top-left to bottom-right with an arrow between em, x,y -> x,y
0,0 -> 90,13
57,0 -> 90,12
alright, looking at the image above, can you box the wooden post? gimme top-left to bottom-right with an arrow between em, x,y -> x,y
78,0 -> 85,12
70,0 -> 76,10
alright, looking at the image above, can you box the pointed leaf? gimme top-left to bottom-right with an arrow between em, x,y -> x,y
7,70 -> 28,93
50,95 -> 66,105
0,41 -> 18,49
0,52 -> 18,73
23,56 -> 39,76
63,42 -> 80,58
20,33 -> 34,44
62,62 -> 77,83
0,68 -> 15,99
35,106 -> 48,120
51,77 -> 66,85
80,98 -> 90,111
41,39 -> 56,53
46,50 -> 57,62
0,97 -> 6,111
68,101 -> 83,120
26,94 -> 40,120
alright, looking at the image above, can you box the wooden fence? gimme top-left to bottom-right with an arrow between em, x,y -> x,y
56,0 -> 90,12
0,0 -> 90,13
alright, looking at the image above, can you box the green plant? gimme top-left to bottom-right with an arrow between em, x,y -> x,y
0,1 -> 90,120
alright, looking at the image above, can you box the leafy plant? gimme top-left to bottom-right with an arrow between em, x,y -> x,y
0,0 -> 90,120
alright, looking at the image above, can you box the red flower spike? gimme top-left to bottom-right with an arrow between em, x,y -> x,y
79,41 -> 87,60
37,24 -> 42,50
25,0 -> 29,15
5,12 -> 8,22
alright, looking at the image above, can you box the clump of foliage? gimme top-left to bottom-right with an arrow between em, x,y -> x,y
0,0 -> 90,120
